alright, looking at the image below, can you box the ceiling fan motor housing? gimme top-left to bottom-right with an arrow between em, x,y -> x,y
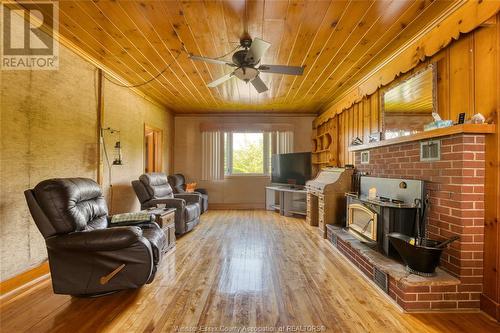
240,38 -> 252,49
232,50 -> 251,67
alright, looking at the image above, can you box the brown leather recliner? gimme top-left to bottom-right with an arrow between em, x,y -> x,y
132,173 -> 201,235
168,173 -> 208,213
24,178 -> 165,296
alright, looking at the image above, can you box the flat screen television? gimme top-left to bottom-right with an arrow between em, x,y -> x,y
271,152 -> 312,186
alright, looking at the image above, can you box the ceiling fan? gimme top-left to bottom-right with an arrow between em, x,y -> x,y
188,38 -> 305,93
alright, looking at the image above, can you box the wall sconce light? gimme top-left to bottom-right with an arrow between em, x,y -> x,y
101,127 -> 123,166
100,127 -> 123,213
113,141 -> 123,165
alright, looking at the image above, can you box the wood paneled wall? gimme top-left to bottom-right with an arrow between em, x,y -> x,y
317,23 -> 498,167
314,19 -> 499,319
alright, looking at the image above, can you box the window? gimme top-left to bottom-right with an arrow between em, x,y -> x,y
224,132 -> 271,175
200,128 -> 293,180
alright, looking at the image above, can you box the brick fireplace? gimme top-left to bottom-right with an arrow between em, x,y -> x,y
332,132 -> 487,311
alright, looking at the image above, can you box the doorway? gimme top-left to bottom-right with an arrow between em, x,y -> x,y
144,124 -> 163,173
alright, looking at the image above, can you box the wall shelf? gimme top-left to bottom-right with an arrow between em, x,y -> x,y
313,132 -> 332,152
348,124 -> 496,152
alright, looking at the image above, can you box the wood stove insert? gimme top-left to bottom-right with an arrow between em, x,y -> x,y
346,176 -> 425,258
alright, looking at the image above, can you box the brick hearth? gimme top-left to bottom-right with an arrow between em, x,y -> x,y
346,133 -> 487,310
326,225 -> 480,311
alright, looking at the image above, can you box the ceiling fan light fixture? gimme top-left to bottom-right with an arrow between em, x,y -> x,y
189,36 -> 304,93
234,67 -> 258,81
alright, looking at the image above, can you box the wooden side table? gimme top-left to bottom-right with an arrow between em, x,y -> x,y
147,208 -> 176,253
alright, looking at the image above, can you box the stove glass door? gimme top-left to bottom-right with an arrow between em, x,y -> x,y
348,203 -> 377,241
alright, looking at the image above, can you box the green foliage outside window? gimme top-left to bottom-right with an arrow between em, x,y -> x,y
225,132 -> 266,174
232,140 -> 264,174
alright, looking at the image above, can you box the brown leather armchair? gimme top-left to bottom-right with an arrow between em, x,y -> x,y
24,178 -> 165,296
132,173 -> 201,235
168,173 -> 208,213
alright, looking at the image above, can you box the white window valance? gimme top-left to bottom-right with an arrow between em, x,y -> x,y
200,122 -> 293,133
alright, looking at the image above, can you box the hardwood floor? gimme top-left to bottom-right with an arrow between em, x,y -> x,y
1,210 -> 498,332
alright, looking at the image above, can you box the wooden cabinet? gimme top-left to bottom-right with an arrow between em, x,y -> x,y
306,168 -> 354,238
153,209 -> 176,253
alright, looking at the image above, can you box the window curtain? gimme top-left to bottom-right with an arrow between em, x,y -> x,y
266,131 -> 293,174
274,131 -> 294,154
201,131 -> 224,181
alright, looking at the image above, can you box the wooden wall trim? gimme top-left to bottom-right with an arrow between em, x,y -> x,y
480,294 -> 500,321
97,69 -> 105,185
0,262 -> 50,297
481,12 -> 500,321
315,1 -> 500,127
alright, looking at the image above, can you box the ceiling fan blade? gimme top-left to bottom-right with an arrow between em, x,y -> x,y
258,64 -> 305,75
245,38 -> 271,64
207,72 -> 234,88
189,54 -> 234,66
250,76 -> 268,93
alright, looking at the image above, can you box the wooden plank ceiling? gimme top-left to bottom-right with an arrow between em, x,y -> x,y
25,0 -> 457,114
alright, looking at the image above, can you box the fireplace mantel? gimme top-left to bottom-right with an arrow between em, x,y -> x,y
348,124 -> 495,152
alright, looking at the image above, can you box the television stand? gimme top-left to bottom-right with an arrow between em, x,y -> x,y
265,186 -> 307,217
278,185 -> 304,190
